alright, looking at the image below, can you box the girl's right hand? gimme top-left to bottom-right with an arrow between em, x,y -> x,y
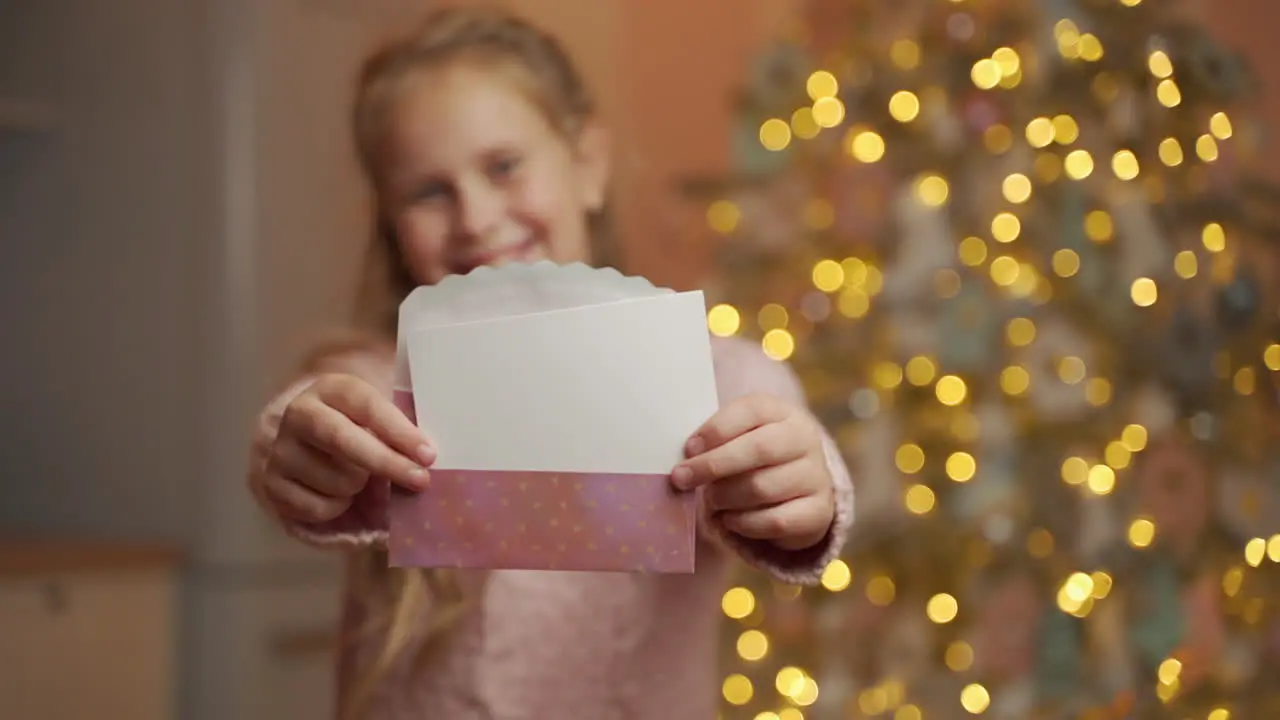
261,374 -> 435,524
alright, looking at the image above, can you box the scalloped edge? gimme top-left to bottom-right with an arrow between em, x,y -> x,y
394,262 -> 672,387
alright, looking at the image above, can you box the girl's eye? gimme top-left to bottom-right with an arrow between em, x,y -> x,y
412,181 -> 451,203
488,155 -> 520,180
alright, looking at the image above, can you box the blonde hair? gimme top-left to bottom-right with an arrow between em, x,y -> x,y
341,6 -> 610,717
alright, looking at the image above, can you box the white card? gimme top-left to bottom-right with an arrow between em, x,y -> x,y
405,291 -> 720,473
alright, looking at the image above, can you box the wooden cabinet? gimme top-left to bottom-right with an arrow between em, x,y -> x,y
0,541 -> 178,720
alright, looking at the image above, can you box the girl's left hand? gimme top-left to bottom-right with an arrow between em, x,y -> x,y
671,393 -> 835,551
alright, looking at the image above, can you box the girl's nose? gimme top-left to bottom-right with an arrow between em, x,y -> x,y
453,179 -> 505,240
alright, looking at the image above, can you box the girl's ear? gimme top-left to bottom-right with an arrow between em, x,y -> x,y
574,121 -> 611,212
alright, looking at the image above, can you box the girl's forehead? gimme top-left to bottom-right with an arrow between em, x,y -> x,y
391,64 -> 553,145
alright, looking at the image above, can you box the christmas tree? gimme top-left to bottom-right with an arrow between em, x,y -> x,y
689,0 -> 1280,717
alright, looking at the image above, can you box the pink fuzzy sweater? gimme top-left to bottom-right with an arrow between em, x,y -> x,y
249,335 -> 854,719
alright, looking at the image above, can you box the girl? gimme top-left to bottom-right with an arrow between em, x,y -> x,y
247,7 -> 854,719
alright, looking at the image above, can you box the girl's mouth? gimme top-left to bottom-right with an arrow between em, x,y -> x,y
452,235 -> 542,273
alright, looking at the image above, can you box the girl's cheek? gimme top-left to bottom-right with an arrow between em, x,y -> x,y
395,215 -> 451,283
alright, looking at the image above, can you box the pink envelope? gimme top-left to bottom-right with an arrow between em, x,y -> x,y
387,390 -> 697,572
385,264 -> 719,573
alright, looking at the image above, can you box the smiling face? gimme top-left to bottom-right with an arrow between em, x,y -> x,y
373,62 -> 609,285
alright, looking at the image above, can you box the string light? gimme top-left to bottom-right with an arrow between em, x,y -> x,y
1064,149 -> 1094,179
1155,79 -> 1181,107
1002,173 -> 1032,203
1052,249 -> 1081,277
1197,133 -> 1220,162
959,236 -> 988,266
1203,222 -> 1227,252
722,587 -> 755,618
926,593 -> 959,623
1087,464 -> 1116,494
846,126 -> 886,162
707,304 -> 741,336
946,451 -> 977,481
991,212 -> 1021,242
791,107 -> 820,140
1112,150 -> 1140,180
806,70 -> 838,100
888,91 -> 920,122
706,200 -> 740,234
1007,317 -> 1036,346
761,329 -> 795,361
960,684 -> 991,713
1130,277 -> 1158,306
896,443 -> 926,473
1026,117 -> 1054,147
812,259 -> 844,292
905,356 -> 937,386
971,58 -> 1001,90
1157,137 -> 1183,166
760,119 -> 791,150
1084,210 -> 1113,241
1148,50 -> 1173,78
904,484 -> 936,514
812,96 -> 845,128
984,124 -> 1013,153
915,173 -> 950,206
821,559 -> 852,591
890,39 -> 921,69
1210,111 -> 1234,139
1051,115 -> 1079,144
722,674 -> 754,705
1128,517 -> 1157,548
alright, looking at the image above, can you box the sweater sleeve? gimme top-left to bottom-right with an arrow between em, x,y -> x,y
246,341 -> 393,550
700,337 -> 855,586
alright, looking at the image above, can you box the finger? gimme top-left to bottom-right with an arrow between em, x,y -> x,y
313,375 -> 434,465
286,399 -> 429,489
719,495 -> 834,550
270,440 -> 371,498
704,463 -> 810,512
684,393 -> 791,457
672,421 -> 806,490
263,474 -> 351,524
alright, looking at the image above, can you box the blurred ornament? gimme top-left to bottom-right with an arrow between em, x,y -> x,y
953,401 -> 1019,534
938,281 -> 1003,372
1158,310 -> 1218,406
881,186 -> 956,304
1133,436 -> 1213,558
828,161 -> 892,244
1125,556 -> 1185,670
850,410 -> 909,523
1108,187 -> 1170,283
1180,29 -> 1254,101
1217,458 -> 1280,540
742,40 -> 813,115
1016,313 -> 1099,424
879,605 -> 936,687
729,175 -> 810,254
1217,272 -> 1263,333
1130,384 -> 1179,437
961,93 -> 1003,135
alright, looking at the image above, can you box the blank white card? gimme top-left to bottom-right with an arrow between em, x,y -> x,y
405,291 -> 721,474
